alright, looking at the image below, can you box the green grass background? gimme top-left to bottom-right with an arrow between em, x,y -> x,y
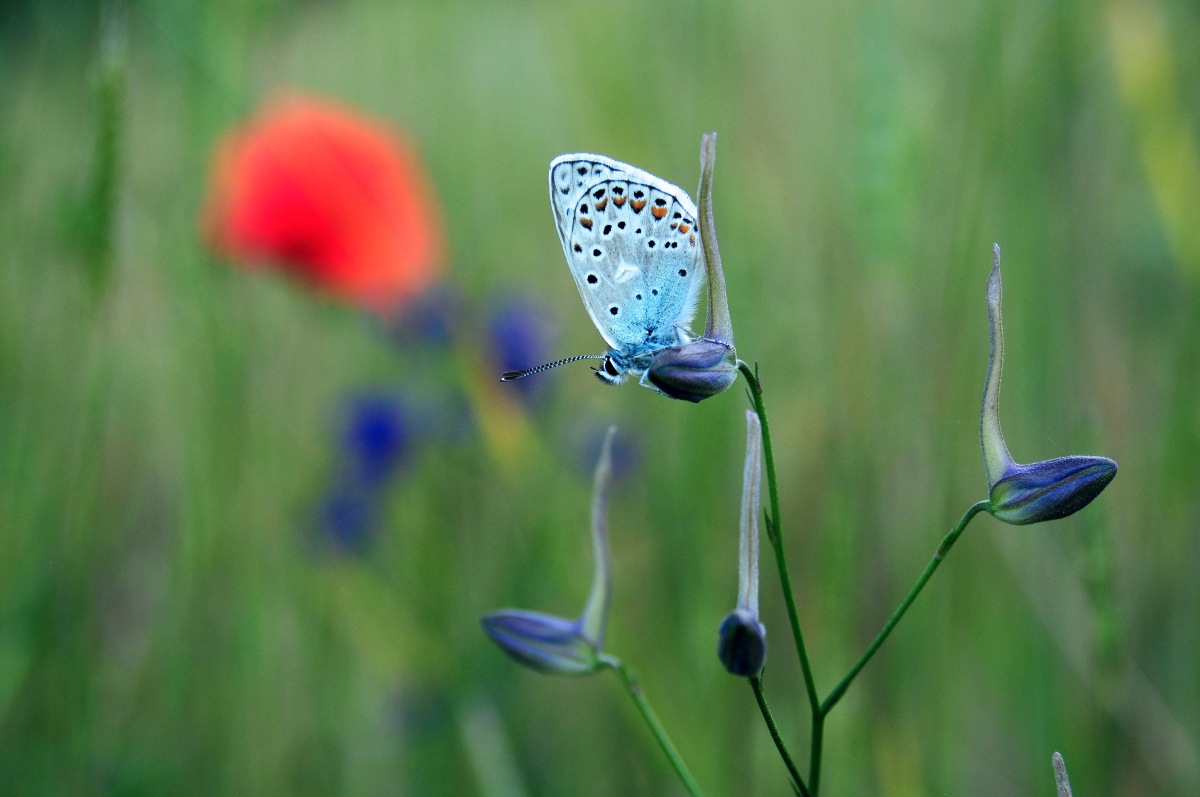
2,0 -> 1198,794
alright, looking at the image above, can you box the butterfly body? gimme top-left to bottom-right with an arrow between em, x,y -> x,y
549,154 -> 705,389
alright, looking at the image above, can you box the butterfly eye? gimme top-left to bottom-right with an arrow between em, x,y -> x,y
604,358 -> 620,377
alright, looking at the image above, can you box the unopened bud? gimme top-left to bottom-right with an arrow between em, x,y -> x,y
988,455 -> 1117,525
979,244 -> 1117,525
647,339 -> 737,403
717,609 -> 767,677
481,611 -> 602,676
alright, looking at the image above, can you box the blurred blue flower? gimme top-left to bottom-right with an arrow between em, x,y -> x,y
312,390 -> 415,555
342,393 -> 411,489
488,297 -> 555,401
319,483 -> 379,553
389,281 -> 463,347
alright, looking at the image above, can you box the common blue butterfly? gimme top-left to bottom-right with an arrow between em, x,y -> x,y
501,153 -> 706,393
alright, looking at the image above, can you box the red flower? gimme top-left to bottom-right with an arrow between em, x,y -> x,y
202,94 -> 443,313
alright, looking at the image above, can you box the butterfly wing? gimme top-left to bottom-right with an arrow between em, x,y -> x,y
550,154 -> 703,354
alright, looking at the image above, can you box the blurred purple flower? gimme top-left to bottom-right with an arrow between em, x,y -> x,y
487,297 -> 555,401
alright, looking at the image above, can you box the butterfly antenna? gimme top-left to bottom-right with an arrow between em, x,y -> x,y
501,354 -> 605,381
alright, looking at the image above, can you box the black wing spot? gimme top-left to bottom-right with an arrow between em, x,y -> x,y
592,248 -> 602,257
609,306 -> 619,316
673,211 -> 682,219
648,240 -> 656,248
635,228 -> 642,234
579,203 -> 589,213
560,187 -> 569,194
654,197 -> 667,207
613,186 -> 625,195
603,224 -> 612,235
592,188 -> 605,199
617,221 -> 626,229
573,243 -> 582,252
635,294 -> 642,300
587,274 -> 598,284
679,268 -> 687,276
577,166 -> 588,175
651,288 -> 659,296
633,189 -> 645,198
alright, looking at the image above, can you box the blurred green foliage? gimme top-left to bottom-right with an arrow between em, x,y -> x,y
2,0 -> 1198,794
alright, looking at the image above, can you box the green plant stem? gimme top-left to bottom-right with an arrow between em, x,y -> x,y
809,710 -> 825,796
737,361 -> 820,714
820,500 -> 990,715
603,655 -> 703,797
750,675 -> 808,797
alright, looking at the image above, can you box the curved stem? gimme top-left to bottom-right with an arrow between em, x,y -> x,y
820,501 -> 990,714
737,361 -> 820,715
749,674 -> 808,797
602,655 -> 704,797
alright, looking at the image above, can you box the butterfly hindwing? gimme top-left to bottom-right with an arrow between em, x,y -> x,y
549,154 -> 703,354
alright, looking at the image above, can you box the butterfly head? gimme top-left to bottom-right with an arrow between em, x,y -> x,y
594,354 -> 629,386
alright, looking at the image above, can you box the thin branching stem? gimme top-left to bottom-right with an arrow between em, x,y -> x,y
821,501 -> 990,714
749,674 -> 808,796
602,655 -> 703,797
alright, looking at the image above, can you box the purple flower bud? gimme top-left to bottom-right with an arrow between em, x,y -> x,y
482,428 -> 617,676
979,244 -> 1117,525
717,609 -> 767,677
988,455 -> 1117,525
480,610 -> 602,676
717,411 -> 767,677
646,338 -> 737,403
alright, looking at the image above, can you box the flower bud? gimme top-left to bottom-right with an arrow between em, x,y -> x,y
480,611 -> 602,675
988,455 -> 1117,525
482,428 -> 617,675
979,244 -> 1117,525
717,609 -> 767,677
716,411 -> 767,677
647,339 -> 737,403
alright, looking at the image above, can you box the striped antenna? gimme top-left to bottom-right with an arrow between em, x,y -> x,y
501,354 -> 605,381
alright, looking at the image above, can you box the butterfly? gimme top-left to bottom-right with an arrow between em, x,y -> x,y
501,153 -> 705,393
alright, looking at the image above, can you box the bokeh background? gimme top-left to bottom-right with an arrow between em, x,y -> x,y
2,0 -> 1198,794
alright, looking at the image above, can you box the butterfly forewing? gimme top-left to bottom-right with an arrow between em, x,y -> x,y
549,154 -> 703,354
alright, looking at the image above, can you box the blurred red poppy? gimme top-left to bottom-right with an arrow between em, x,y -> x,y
202,94 -> 443,313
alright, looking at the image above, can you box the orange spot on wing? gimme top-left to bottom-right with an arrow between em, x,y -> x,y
651,206 -> 667,219
595,198 -> 607,211
631,199 -> 646,212
613,196 -> 626,206
580,217 -> 593,229
689,233 -> 696,245
678,224 -> 690,233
